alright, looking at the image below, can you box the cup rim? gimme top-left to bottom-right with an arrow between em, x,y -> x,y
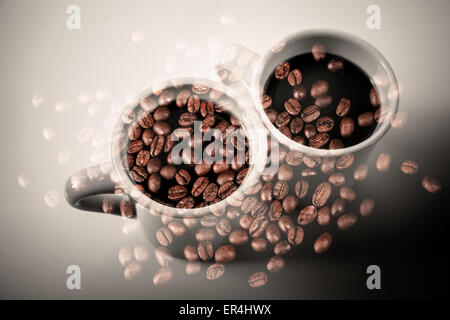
111,77 -> 268,217
251,29 -> 399,157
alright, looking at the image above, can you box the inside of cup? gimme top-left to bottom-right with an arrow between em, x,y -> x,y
111,78 -> 267,217
254,30 -> 399,157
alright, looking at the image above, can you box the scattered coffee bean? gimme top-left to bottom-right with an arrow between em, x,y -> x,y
314,232 -> 333,254
359,198 -> 375,217
401,160 -> 419,175
267,256 -> 285,273
422,176 -> 441,194
248,271 -> 268,288
206,263 -> 225,280
337,213 -> 357,230
376,153 -> 391,172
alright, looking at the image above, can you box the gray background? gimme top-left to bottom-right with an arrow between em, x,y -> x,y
0,0 -> 449,299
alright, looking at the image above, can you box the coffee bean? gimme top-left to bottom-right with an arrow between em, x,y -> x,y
278,126 -> 292,138
153,267 -> 173,286
286,226 -> 304,245
226,207 -> 240,220
312,43 -> 326,61
337,213 -> 357,230
353,164 -> 368,181
284,98 -> 301,115
251,202 -> 269,217
178,112 -> 197,127
128,123 -> 141,141
265,224 -> 281,244
310,80 -> 329,98
309,133 -> 330,148
327,58 -> 344,72
369,88 -> 381,107
128,140 -> 143,154
277,216 -> 293,234
287,69 -> 302,86
119,199 -> 134,218
213,162 -> 230,175
149,135 -> 165,156
160,165 -> 177,180
148,173 -> 162,193
168,185 -> 187,201
297,205 -> 318,226
142,129 -> 154,146
153,121 -> 171,136
251,238 -> 268,252
236,168 -> 248,184
102,198 -> 114,214
183,245 -> 198,261
214,244 -> 236,263
130,165 -> 148,183
175,89 -> 191,108
295,179 -> 309,198
282,195 -> 298,213
195,161 -> 212,176
152,106 -> 170,121
248,272 -> 268,288
218,181 -> 237,199
312,182 -> 332,207
140,95 -> 157,111
217,171 -> 235,186
329,138 -> 344,149
314,232 -> 332,254
136,150 -> 150,166
340,187 -> 356,202
274,240 -> 292,255
275,111 -> 291,128
239,213 -> 253,230
183,215 -> 198,229
328,172 -> 346,186
336,98 -> 350,117
158,90 -> 174,106
376,153 -> 391,172
340,117 -> 355,137
249,215 -> 269,238
200,101 -> 215,117
301,168 -> 317,177
186,262 -> 202,275
166,221 -> 185,237
265,108 -> 278,122
331,198 -> 346,217
304,123 -> 317,139
216,218 -> 231,236
200,115 -> 216,132
321,157 -> 336,174
316,116 -> 334,132
176,196 -> 195,209
155,246 -> 173,266
302,155 -> 320,169
422,176 -> 441,194
285,150 -> 303,166
374,107 -> 388,123
360,198 -> 375,217
301,105 -> 320,123
278,164 -> 294,181
187,94 -> 200,113
293,84 -> 307,101
315,95 -> 333,108
267,255 -> 285,273
358,112 -> 374,127
229,229 -> 249,245
241,196 -> 258,214
198,241 -> 214,261
273,181 -> 289,200
156,227 -> 173,246
400,160 -> 419,175
261,94 -> 272,109
175,169 -> 191,185
275,62 -> 290,79
203,183 -> 218,202
289,117 -> 304,135
268,200 -> 282,221
317,206 -> 331,226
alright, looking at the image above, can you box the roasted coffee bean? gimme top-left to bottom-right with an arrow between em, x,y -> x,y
376,153 -> 391,172
218,181 -> 237,199
287,226 -> 304,245
200,214 -> 218,227
321,157 -> 336,174
138,111 -> 154,129
265,224 -> 281,244
140,95 -> 156,111
148,173 -> 162,193
184,245 -> 198,261
303,155 -> 321,168
175,89 -> 191,108
273,181 -> 289,200
284,98 -> 301,115
241,196 -> 258,214
198,241 -> 214,261
340,117 -> 355,137
274,241 -> 292,255
369,88 -> 381,107
153,267 -> 173,286
160,165 -> 177,180
275,111 -> 291,128
248,272 -> 268,288
152,106 -> 170,121
327,58 -> 344,72
142,129 -> 154,146
275,62 -> 290,79
236,168 -> 248,184
422,176 -> 441,194
226,207 -> 240,220
260,182 -> 273,202
153,121 -> 171,136
401,160 -> 419,175
315,95 -> 332,108
124,154 -> 135,169
102,198 -> 114,214
128,140 -> 143,154
317,206 -> 331,226
261,94 -> 272,109
155,246 -> 173,266
158,90 -> 174,106
150,135 -> 165,156
278,164 -> 294,181
267,255 -> 284,273
316,116 -> 334,132
287,69 -> 302,86
136,150 -> 150,166
312,43 -> 326,61
340,187 -> 356,202
329,138 -> 344,149
196,228 -> 216,242
358,112 -> 374,127
328,172 -> 346,186
192,81 -> 210,95
200,101 -> 214,117
130,166 -> 148,183
251,202 -> 269,217
301,105 -> 320,123
183,215 -> 198,229
185,262 -> 201,275
249,215 -> 269,238
168,185 -> 187,201
297,205 -> 318,226
309,133 -> 330,149
239,213 -> 253,230
156,227 -> 173,246
374,107 -> 388,123
301,168 -> 317,177
282,195 -> 298,213
178,112 -> 197,127
195,161 -> 212,176
285,150 -> 303,166
213,162 -> 230,175
252,238 -> 268,252
268,200 -> 282,221
278,126 -> 292,138
289,117 -> 304,135
175,169 -> 191,185
312,182 -> 332,207
176,196 -> 195,209
295,179 -> 309,198
304,123 -> 317,139
217,171 -> 235,186
186,94 -> 200,113
293,84 -> 307,101
216,218 -> 232,237
214,245 -> 236,264
353,164 -> 368,181
337,213 -> 357,230
120,199 -> 134,218
331,198 -> 346,217
278,215 -> 294,233
128,123 -> 141,141
360,198 -> 375,217
203,183 -> 218,202
229,229 -> 249,245
265,108 -> 278,122
336,153 -> 354,169
310,80 -> 329,98
336,98 -> 351,117
314,232 -> 332,254
168,221 -> 186,237
200,115 -> 216,132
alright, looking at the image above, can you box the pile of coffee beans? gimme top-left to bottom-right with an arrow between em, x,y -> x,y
119,82 -> 249,208
261,44 -> 383,149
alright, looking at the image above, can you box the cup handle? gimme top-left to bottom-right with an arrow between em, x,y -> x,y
215,44 -> 261,87
64,162 -> 135,217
